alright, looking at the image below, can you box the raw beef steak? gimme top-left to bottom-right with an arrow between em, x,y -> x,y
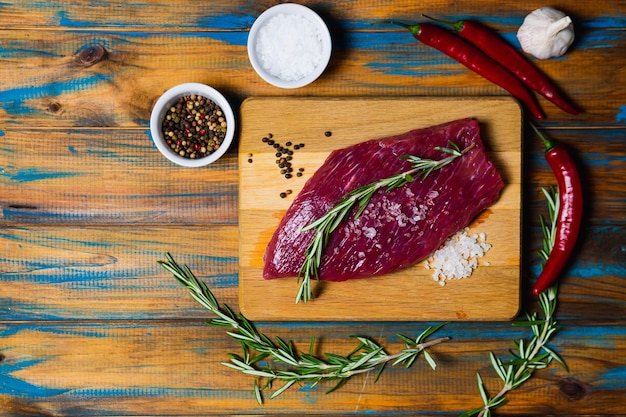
263,118 -> 504,281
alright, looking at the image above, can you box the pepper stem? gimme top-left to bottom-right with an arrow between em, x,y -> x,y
530,122 -> 555,153
377,20 -> 421,37
421,14 -> 464,33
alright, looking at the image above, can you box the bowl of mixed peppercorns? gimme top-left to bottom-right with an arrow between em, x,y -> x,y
150,83 -> 235,167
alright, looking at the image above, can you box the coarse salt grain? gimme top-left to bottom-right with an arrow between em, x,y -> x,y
255,13 -> 324,82
424,228 -> 492,286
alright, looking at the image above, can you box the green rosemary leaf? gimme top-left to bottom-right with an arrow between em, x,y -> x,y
270,380 -> 297,399
161,253 -> 448,404
325,353 -> 352,366
542,345 -> 569,372
208,318 -> 234,328
462,186 -> 567,416
325,377 -> 349,394
530,351 -> 552,363
248,353 -> 270,365
346,337 -> 369,357
374,361 -> 387,383
492,396 -> 509,407
434,140 -> 462,155
392,351 -> 416,368
220,360 -> 247,372
254,380 -> 263,405
353,336 -> 381,351
502,357 -> 525,368
476,372 -> 489,405
294,142 -> 475,303
299,353 -> 320,366
226,331 -> 254,343
307,377 -> 323,388
504,364 -> 514,385
511,372 -> 532,389
349,347 -> 385,370
422,350 -> 437,370
489,352 -> 506,381
259,332 -> 275,349
397,334 -> 415,345
274,336 -> 293,355
270,350 -> 299,367
459,407 -> 484,417
416,322 -> 450,343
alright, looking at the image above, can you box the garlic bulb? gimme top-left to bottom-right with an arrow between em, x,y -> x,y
517,7 -> 575,59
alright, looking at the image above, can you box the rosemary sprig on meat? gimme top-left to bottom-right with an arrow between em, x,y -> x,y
159,253 -> 449,404
461,187 -> 568,417
297,141 -> 476,304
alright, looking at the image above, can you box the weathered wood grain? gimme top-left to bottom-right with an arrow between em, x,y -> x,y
1,129 -> 622,225
0,129 -> 238,226
0,225 -> 623,322
0,27 -> 623,128
0,321 -> 624,415
0,0 -> 623,30
0,227 -> 238,321
0,1 -> 624,416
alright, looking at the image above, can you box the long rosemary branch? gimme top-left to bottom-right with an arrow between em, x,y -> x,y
159,253 -> 449,404
461,187 -> 568,417
297,141 -> 476,304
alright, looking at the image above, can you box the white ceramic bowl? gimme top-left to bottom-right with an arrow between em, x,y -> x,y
150,83 -> 235,167
247,3 -> 332,89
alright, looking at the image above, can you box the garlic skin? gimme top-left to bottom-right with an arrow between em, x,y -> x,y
517,7 -> 575,59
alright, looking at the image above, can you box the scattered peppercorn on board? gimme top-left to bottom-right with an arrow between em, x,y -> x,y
239,97 -> 522,321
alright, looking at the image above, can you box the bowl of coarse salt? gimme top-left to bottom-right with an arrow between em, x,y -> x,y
247,3 -> 332,89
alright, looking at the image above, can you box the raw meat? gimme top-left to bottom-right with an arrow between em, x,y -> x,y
263,118 -> 504,281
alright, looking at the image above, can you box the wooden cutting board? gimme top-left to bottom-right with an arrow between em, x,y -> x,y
238,97 -> 522,321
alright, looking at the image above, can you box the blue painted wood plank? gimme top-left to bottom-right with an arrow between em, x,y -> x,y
0,227 -> 623,321
0,28 -> 623,126
0,321 -> 624,415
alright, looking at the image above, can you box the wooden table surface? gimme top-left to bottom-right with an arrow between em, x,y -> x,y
0,1 -> 624,416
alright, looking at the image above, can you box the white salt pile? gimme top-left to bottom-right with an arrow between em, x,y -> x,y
424,228 -> 492,286
255,13 -> 325,82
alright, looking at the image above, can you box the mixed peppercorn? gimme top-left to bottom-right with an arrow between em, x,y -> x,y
161,94 -> 227,159
250,133 -> 312,198
261,134 -> 307,181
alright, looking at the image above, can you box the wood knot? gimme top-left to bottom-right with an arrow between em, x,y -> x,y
0,353 -> 5,362
47,102 -> 62,113
78,44 -> 107,67
558,378 -> 588,400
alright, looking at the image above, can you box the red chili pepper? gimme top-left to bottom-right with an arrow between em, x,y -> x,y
531,124 -> 583,295
389,21 -> 544,119
423,16 -> 579,115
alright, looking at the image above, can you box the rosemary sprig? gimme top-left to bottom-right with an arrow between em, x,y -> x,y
159,253 -> 449,404
297,141 -> 476,304
461,187 -> 567,417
